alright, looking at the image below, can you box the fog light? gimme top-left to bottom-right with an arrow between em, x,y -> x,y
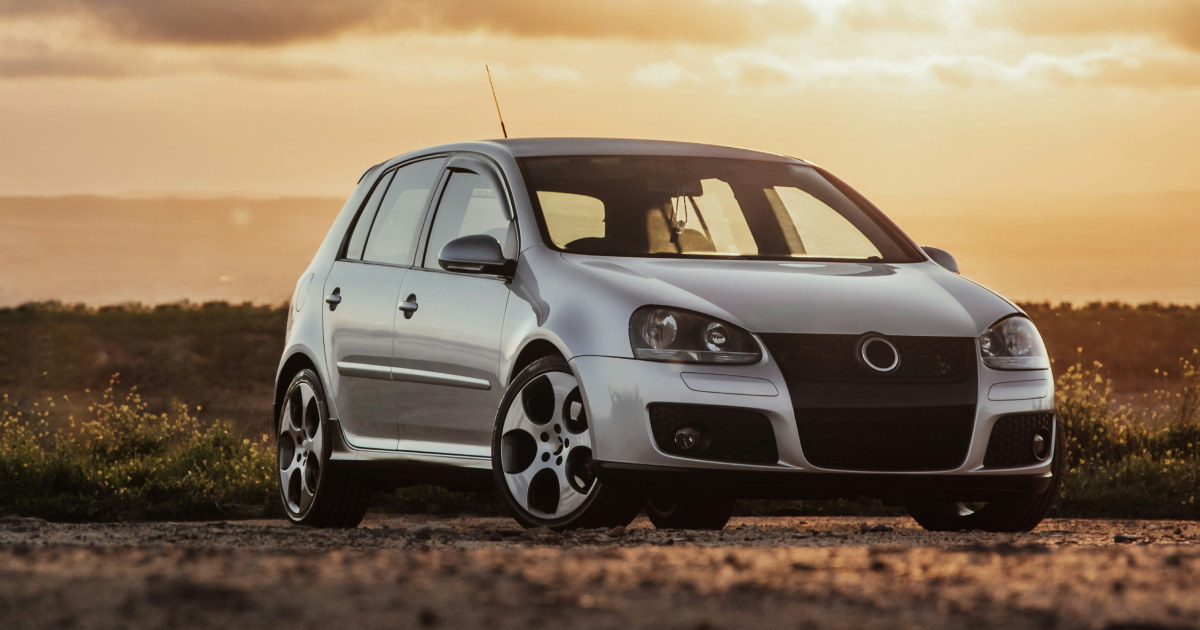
1032,428 -> 1051,461
673,426 -> 706,453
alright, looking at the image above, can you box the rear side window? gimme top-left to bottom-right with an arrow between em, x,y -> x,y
362,158 -> 447,266
344,169 -> 395,260
423,171 -> 511,269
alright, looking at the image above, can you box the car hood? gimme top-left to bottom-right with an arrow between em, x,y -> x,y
561,255 -> 1018,338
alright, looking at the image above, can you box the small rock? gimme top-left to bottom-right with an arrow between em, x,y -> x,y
410,524 -> 436,540
862,524 -> 894,533
521,526 -> 561,541
417,608 -> 439,627
1114,534 -> 1140,544
791,562 -> 815,571
606,525 -> 627,538
1174,528 -> 1183,535
660,538 -> 675,546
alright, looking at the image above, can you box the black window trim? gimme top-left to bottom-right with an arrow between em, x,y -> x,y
516,154 -> 925,264
335,153 -> 452,268
412,151 -> 521,279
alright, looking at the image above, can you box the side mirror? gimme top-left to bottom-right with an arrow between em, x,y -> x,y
438,234 -> 515,276
921,246 -> 959,274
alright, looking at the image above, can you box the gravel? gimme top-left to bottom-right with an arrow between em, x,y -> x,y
1,515 -> 1197,629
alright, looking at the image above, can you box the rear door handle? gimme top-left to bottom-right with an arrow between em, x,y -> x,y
325,289 -> 342,310
398,294 -> 418,319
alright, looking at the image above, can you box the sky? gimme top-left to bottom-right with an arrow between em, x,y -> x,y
1,0 -> 1199,200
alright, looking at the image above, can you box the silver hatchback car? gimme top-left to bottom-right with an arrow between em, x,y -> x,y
275,138 -> 1060,532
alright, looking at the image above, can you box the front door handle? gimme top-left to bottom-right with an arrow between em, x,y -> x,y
398,294 -> 418,319
325,288 -> 342,310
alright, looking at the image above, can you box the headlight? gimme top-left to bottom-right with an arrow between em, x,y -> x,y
979,316 -> 1049,370
629,306 -> 761,365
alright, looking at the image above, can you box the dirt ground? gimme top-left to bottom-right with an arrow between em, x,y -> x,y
1,514 -> 1197,630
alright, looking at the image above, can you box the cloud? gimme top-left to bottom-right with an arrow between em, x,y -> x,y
525,64 -> 584,84
0,0 -> 816,47
716,47 -> 1200,91
988,0 -> 1200,52
630,61 -> 697,88
838,0 -> 949,33
0,48 -> 141,78
0,30 -> 353,79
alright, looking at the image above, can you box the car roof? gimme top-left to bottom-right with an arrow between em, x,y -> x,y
390,137 -> 805,165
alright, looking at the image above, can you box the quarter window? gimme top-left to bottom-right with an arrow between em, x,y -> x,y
362,158 -> 447,266
344,169 -> 395,260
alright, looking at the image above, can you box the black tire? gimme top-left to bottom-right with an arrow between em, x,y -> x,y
492,356 -> 643,531
905,417 -> 1065,532
644,497 -> 735,530
277,369 -> 372,528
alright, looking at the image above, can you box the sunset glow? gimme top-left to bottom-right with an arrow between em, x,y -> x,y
1,0 -> 1197,305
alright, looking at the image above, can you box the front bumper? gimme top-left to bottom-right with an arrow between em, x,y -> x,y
594,462 -> 1053,502
570,347 -> 1056,494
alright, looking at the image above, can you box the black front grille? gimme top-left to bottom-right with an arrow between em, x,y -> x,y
761,333 -> 976,384
984,413 -> 1055,468
648,404 -> 778,464
795,405 -> 975,472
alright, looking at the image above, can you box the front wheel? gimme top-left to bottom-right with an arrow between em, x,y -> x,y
905,418 -> 1065,533
277,369 -> 372,527
492,356 -> 642,530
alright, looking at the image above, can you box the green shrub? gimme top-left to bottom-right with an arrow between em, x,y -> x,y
4,358 -> 1200,522
1054,357 -> 1200,518
0,377 -> 276,521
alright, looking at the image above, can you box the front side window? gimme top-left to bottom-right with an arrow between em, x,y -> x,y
362,158 -> 447,266
522,156 -> 919,262
423,171 -> 512,269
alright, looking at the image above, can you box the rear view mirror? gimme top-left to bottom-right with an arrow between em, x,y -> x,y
438,234 -> 515,276
921,246 -> 959,274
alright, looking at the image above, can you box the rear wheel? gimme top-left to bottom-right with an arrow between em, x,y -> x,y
905,418 -> 1064,532
644,497 -> 735,530
277,369 -> 372,527
492,356 -> 642,530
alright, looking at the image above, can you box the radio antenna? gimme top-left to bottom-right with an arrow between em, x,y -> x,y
486,65 -> 508,139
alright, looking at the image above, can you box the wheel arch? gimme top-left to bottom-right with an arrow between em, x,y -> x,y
508,338 -> 568,385
274,348 -> 326,427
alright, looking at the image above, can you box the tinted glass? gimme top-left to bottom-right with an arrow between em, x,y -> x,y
523,156 -> 918,262
344,169 -> 395,260
423,171 -> 511,269
362,158 -> 446,266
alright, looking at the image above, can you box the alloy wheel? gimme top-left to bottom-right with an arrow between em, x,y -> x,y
278,381 -> 324,517
500,371 -> 596,519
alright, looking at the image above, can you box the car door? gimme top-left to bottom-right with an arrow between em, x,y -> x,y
392,154 -> 516,456
322,156 -> 447,450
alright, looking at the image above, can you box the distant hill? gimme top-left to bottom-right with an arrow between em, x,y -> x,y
0,196 -> 343,306
0,191 -> 1197,306
878,190 -> 1200,305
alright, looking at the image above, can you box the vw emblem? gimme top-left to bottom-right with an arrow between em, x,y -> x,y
859,335 -> 900,373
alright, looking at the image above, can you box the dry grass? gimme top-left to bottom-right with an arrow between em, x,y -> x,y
1,300 -> 1199,521
0,377 -> 276,521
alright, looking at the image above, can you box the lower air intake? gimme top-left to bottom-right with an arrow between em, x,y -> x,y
648,404 -> 778,464
983,413 -> 1056,468
795,405 -> 975,472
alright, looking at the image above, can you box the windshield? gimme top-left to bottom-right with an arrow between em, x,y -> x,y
521,156 -> 920,262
